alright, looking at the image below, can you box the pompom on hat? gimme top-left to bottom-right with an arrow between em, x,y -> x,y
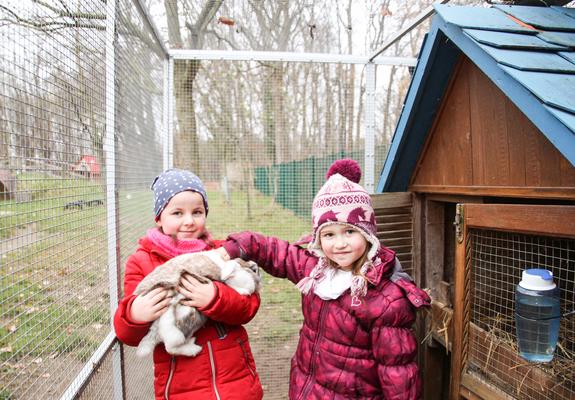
308,159 -> 380,260
151,168 -> 208,219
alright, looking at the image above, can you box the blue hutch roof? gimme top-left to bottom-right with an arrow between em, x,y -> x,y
377,4 -> 575,193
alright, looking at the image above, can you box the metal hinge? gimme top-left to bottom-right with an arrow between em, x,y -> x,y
454,204 -> 464,244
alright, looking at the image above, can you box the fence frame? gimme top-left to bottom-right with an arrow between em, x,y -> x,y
167,49 -> 417,194
51,2 -> 436,397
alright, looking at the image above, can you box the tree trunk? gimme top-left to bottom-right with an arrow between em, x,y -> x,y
167,0 -> 222,170
174,60 -> 201,171
272,64 -> 287,163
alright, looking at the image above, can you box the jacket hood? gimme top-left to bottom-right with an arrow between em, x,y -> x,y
364,245 -> 397,287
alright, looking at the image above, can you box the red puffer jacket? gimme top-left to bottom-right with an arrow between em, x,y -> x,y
223,232 -> 430,400
114,236 -> 263,400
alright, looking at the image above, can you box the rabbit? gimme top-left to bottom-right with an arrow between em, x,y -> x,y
133,250 -> 261,357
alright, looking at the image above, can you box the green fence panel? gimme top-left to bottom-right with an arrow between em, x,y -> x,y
253,146 -> 388,219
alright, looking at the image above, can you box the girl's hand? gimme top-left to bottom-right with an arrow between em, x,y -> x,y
178,273 -> 215,308
130,287 -> 172,323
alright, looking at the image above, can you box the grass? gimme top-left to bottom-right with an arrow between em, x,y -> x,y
205,188 -> 311,242
0,305 -> 104,362
0,389 -> 12,400
0,173 -> 105,240
0,273 -> 108,363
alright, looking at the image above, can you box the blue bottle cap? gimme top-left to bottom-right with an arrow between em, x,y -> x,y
519,268 -> 556,291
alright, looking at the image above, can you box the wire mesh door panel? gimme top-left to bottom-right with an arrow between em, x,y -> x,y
469,230 -> 574,399
452,204 -> 575,400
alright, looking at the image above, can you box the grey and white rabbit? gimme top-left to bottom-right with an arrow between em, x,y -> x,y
133,250 -> 260,357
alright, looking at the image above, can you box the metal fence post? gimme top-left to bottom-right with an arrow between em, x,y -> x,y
364,62 -> 376,194
105,0 -> 125,398
163,59 -> 170,171
168,57 -> 175,169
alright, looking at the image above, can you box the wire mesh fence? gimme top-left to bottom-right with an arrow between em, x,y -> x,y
170,57 -> 392,399
469,229 -> 575,400
0,1 -> 412,399
1,0 -> 112,398
0,0 -> 163,398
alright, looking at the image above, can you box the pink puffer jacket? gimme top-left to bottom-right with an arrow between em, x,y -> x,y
223,232 -> 430,400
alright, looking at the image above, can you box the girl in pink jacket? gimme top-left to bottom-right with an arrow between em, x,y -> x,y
218,159 -> 430,399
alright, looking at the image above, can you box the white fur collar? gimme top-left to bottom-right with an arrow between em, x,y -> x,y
313,267 -> 352,300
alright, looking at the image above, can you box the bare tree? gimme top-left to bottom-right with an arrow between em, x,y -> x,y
0,1 -> 107,171
166,0 -> 223,171
167,0 -> 465,171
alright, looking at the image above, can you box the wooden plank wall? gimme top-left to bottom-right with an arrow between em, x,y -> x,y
410,57 -> 575,200
371,192 -> 414,274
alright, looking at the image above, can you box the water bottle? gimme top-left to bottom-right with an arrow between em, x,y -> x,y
515,269 -> 560,362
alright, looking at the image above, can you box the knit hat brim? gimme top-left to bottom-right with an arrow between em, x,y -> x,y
151,168 -> 209,218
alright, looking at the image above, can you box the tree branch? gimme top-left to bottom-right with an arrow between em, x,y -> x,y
32,0 -> 106,20
0,4 -> 105,32
205,28 -> 239,50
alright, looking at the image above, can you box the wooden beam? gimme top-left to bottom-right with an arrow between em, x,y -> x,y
460,373 -> 511,400
464,204 -> 575,238
409,185 -> 575,200
450,204 -> 469,400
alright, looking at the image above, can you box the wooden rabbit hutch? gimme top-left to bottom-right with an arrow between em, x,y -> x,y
374,5 -> 575,400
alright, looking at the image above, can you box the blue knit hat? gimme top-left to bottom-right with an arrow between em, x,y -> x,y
151,168 -> 208,219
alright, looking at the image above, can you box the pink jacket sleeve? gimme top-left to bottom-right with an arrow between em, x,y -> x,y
223,231 -> 317,285
371,296 -> 422,399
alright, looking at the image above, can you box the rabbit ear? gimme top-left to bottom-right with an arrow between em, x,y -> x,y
220,260 -> 239,280
202,250 -> 228,269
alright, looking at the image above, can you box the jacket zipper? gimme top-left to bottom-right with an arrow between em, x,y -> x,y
237,339 -> 256,377
164,356 -> 176,400
207,341 -> 221,400
299,300 -> 328,400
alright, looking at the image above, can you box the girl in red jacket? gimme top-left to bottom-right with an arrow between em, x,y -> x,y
113,168 -> 263,400
217,159 -> 430,400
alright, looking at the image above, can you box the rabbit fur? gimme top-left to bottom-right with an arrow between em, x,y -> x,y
133,250 -> 261,357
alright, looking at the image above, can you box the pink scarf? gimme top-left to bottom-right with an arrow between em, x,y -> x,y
146,228 -> 210,257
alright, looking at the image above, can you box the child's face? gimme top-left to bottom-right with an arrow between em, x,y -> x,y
319,224 -> 368,271
156,191 -> 207,241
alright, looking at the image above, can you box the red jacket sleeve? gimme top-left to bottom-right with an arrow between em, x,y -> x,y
113,251 -> 152,346
199,282 -> 260,325
223,231 -> 317,285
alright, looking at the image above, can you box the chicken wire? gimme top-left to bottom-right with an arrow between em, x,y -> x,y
170,57 -> 393,399
0,0 -> 412,398
0,0 -> 110,397
468,229 -> 575,400
0,0 -> 163,398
